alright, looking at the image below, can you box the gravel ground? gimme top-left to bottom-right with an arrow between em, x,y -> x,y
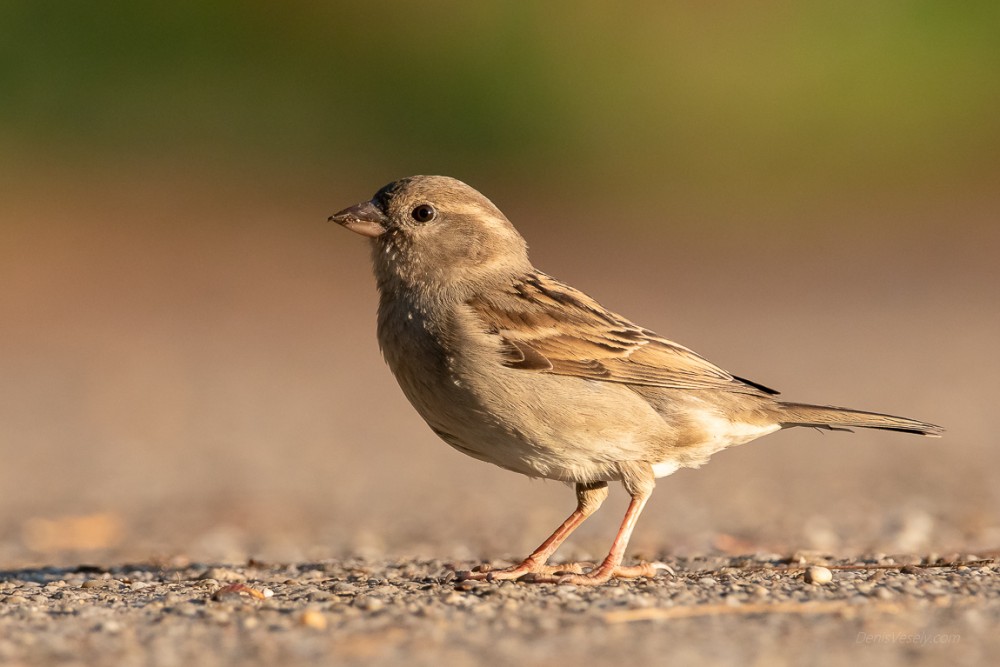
2,554 -> 997,667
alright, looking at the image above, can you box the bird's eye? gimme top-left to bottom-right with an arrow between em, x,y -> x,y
411,204 -> 436,223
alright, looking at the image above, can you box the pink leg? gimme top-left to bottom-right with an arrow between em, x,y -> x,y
458,482 -> 608,581
527,485 -> 667,585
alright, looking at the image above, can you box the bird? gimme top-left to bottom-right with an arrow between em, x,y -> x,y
328,175 -> 942,585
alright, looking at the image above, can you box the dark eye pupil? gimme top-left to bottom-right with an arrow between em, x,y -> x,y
412,204 -> 435,222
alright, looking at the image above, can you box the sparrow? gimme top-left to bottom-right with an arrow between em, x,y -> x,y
329,175 -> 942,585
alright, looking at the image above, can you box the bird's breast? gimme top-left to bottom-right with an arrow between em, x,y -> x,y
376,295 -> 487,430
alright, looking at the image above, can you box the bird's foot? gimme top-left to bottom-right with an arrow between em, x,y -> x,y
521,561 -> 674,586
455,559 -> 590,582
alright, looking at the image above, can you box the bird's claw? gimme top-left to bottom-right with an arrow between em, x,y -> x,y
651,561 -> 676,576
455,560 -> 671,585
454,561 -> 592,582
523,561 -> 673,586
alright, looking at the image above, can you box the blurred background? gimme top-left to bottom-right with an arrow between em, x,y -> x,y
1,1 -> 997,568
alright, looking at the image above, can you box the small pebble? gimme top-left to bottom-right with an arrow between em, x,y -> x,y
354,596 -> 385,612
299,610 -> 328,629
804,566 -> 833,584
97,620 -> 122,633
205,610 -> 231,624
199,568 -> 245,582
331,582 -> 358,595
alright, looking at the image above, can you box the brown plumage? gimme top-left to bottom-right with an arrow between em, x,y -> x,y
329,175 -> 942,585
469,272 -> 778,395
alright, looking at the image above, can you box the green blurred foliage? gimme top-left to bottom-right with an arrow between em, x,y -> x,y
2,1 -> 998,206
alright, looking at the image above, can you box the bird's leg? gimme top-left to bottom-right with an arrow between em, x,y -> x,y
457,481 -> 608,581
527,483 -> 668,585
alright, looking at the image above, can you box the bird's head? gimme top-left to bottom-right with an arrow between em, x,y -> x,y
330,175 -> 531,295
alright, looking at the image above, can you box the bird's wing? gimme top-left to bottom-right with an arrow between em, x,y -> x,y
467,272 -> 778,396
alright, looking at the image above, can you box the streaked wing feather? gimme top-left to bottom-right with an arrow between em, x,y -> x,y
469,272 -> 777,396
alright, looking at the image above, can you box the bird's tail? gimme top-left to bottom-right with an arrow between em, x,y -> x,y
775,402 -> 943,437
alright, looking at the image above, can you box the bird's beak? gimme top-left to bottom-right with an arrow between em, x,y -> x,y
328,200 -> 388,238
